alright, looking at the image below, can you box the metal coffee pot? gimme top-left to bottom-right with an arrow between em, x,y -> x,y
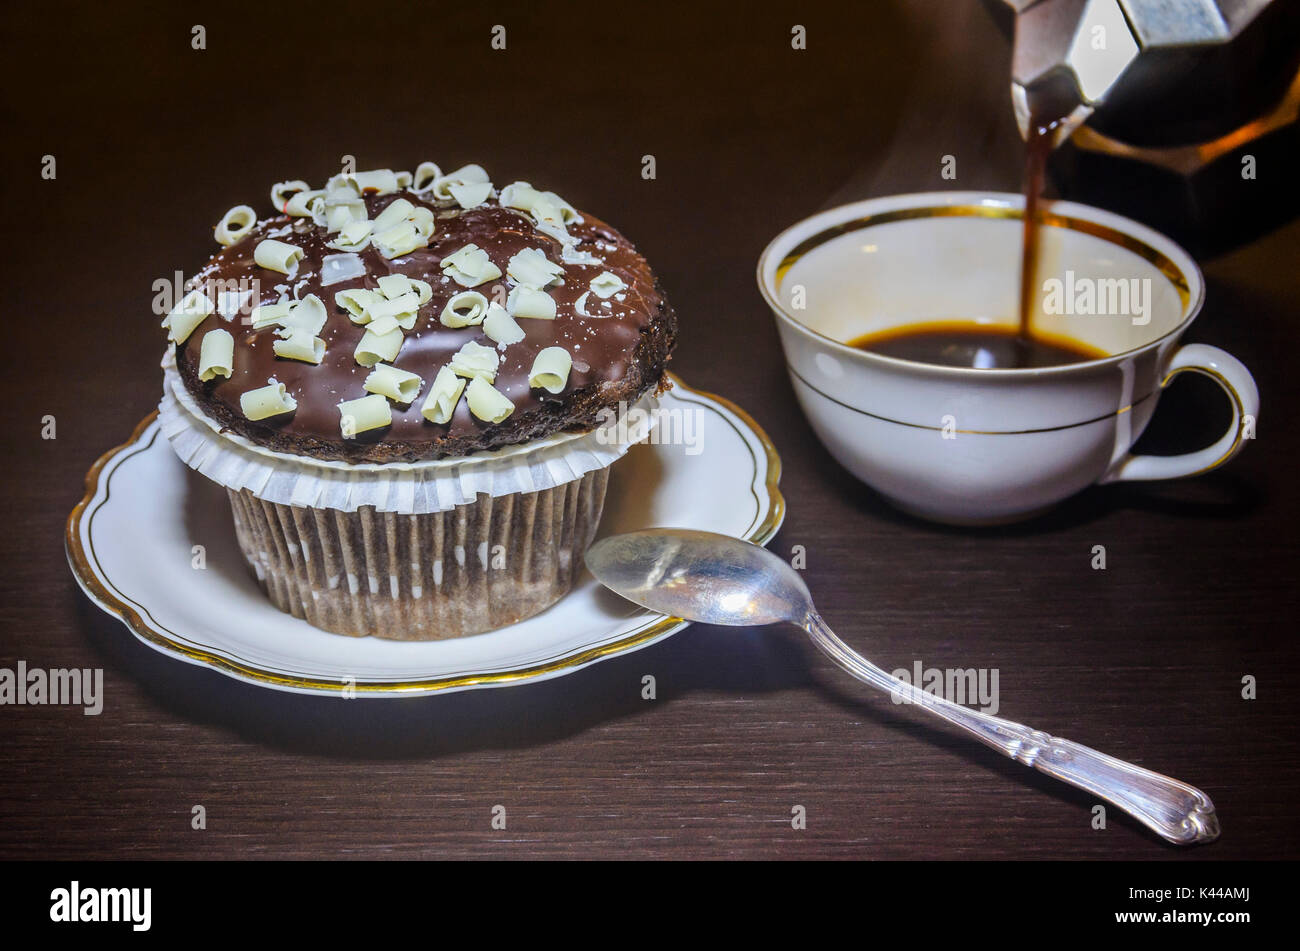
998,0 -> 1300,248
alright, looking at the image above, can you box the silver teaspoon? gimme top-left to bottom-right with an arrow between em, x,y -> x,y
586,528 -> 1220,845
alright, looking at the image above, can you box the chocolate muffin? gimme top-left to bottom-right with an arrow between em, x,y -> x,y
169,170 -> 675,462
158,163 -> 676,639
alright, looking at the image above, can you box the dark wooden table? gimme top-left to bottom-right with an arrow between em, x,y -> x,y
2,0 -> 1296,860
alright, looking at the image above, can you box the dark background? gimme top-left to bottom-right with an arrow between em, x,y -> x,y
1,0 -> 1296,859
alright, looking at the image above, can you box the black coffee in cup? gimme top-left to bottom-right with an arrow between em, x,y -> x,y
848,323 -> 1105,369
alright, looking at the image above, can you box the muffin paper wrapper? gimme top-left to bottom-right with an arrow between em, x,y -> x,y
224,467 -> 609,639
158,349 -> 656,515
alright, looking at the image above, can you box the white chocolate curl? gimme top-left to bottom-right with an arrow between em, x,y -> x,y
500,182 -> 580,224
198,328 -> 235,381
372,222 -> 426,259
250,300 -> 292,331
420,366 -> 466,424
307,194 -> 329,227
327,220 -> 374,252
324,174 -> 361,199
347,169 -> 400,195
466,377 -> 515,424
412,161 -> 442,193
440,243 -> 501,287
440,290 -> 489,328
254,239 -> 304,275
499,181 -> 541,212
507,247 -> 564,288
276,294 -> 326,337
411,207 -> 436,240
376,274 -> 431,304
270,180 -> 310,213
324,199 -> 367,233
528,346 -> 573,394
431,164 -> 489,200
589,271 -> 626,298
449,181 -> 493,209
449,340 -> 499,382
284,189 -> 324,217
530,194 -> 567,227
368,291 -> 421,330
530,188 -> 580,246
376,275 -> 407,297
482,303 -> 525,346
215,205 -> 257,246
545,192 -> 580,224
365,313 -> 401,336
272,331 -> 325,364
507,285 -> 557,320
164,290 -> 214,343
337,393 -> 392,438
364,363 -> 423,404
562,244 -> 600,266
355,326 -> 404,367
372,198 -> 416,234
334,288 -> 381,324
240,379 -> 297,421
376,275 -> 406,299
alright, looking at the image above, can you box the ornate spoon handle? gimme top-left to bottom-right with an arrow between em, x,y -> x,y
803,611 -> 1219,845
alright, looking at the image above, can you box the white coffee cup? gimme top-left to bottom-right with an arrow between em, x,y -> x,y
757,191 -> 1259,524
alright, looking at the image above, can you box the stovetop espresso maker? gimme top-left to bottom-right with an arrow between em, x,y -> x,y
997,0 -> 1300,249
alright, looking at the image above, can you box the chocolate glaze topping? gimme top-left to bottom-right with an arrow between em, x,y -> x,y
174,190 -> 673,461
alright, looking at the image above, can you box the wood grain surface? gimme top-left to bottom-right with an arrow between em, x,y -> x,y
1,0 -> 1296,860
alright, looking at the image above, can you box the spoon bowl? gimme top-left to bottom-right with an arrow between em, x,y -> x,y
587,529 -> 810,627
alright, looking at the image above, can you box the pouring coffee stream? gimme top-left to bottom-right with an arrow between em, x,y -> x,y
1015,116 -> 1055,363
849,111 -> 1079,371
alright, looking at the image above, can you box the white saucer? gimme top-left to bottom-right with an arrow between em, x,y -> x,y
67,375 -> 784,697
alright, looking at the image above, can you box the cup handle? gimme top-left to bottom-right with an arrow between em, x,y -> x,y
1101,344 -> 1259,483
